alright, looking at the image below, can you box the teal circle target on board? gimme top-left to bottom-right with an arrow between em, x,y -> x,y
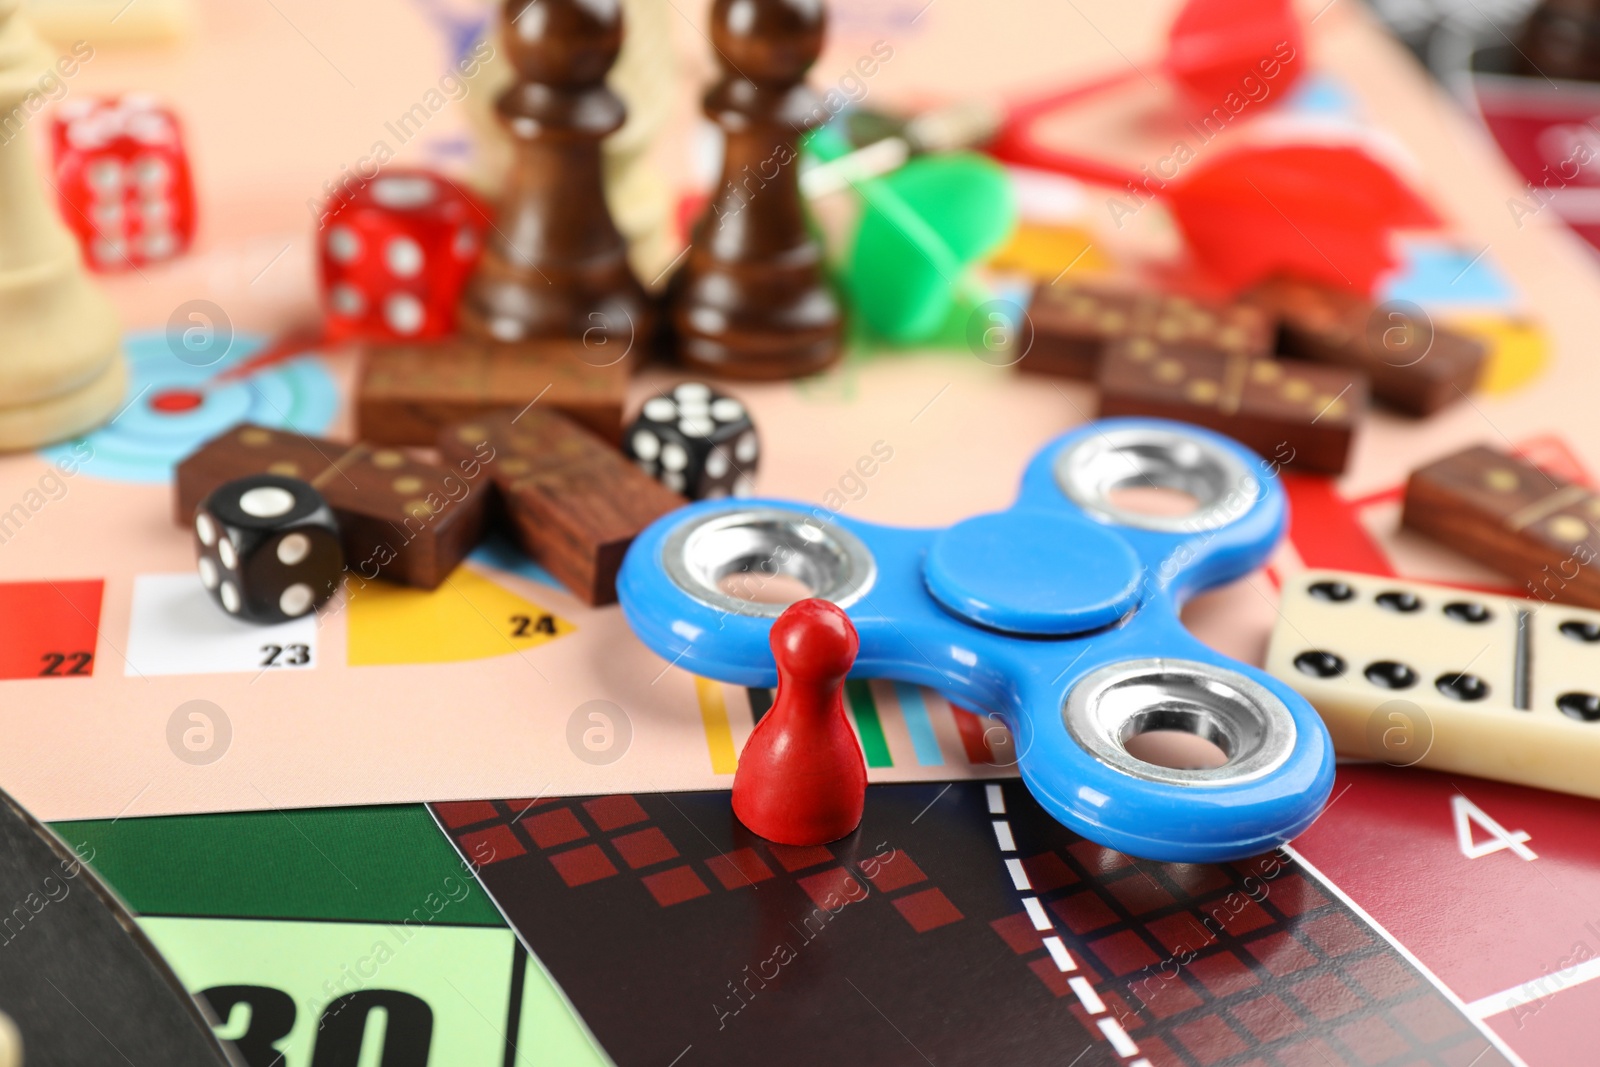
40,332 -> 337,484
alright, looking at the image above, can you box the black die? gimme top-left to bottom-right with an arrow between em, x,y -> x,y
194,475 -> 344,624
624,382 -> 759,500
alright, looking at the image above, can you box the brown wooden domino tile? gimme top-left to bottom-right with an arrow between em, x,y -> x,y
357,336 -> 632,448
437,409 -> 684,606
1402,444 -> 1600,607
1248,276 -> 1486,416
174,424 -> 492,589
1097,339 -> 1367,474
1019,282 -> 1272,381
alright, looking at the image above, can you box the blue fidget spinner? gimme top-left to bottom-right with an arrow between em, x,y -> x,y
618,418 -> 1335,862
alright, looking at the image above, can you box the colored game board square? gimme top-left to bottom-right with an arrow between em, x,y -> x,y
124,573 -> 319,676
1273,1037 -> 1342,1067
1242,931 -> 1319,977
1171,1013 -> 1252,1066
1104,869 -> 1173,914
507,797 -> 561,814
1086,928 -> 1160,976
549,843 -> 618,888
1048,889 -> 1118,935
434,800 -> 500,829
1300,911 -> 1371,957
1264,872 -> 1329,917
1066,839 -> 1134,875
1019,851 -> 1076,893
767,843 -> 832,872
1334,1017 -> 1411,1065
581,794 -> 648,831
796,867 -> 863,910
458,824 -> 525,867
1028,956 -> 1071,997
861,850 -> 925,893
990,912 -> 1045,955
1164,863 -> 1232,900
642,865 -> 711,907
1340,952 -> 1419,1000
1228,993 -> 1303,1043
1187,950 -> 1261,997
522,808 -> 588,850
1393,990 -> 1472,1045
1195,896 -> 1273,938
1132,972 -> 1203,1019
891,887 -> 963,933
705,847 -> 775,890
1146,911 -> 1213,957
611,827 -> 679,869
0,579 -> 103,680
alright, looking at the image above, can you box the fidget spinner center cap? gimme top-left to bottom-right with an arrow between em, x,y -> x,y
923,509 -> 1145,635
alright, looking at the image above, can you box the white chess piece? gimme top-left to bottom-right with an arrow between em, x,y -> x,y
0,0 -> 124,450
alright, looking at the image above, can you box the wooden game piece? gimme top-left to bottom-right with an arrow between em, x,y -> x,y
0,0 -> 126,450
438,409 -> 684,605
1265,569 -> 1600,799
1248,276 -> 1487,416
1096,339 -> 1367,474
669,0 -> 843,380
731,598 -> 866,845
456,0 -> 654,353
1402,444 -> 1600,607
175,425 -> 492,590
1019,282 -> 1272,381
356,336 -> 631,447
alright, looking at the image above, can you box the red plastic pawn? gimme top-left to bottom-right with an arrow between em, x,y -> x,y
732,599 -> 866,845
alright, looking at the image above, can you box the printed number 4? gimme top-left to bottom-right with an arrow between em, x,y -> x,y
260,644 -> 312,668
1453,795 -> 1536,861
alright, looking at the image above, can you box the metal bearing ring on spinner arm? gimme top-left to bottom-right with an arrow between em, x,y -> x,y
617,418 -> 1335,863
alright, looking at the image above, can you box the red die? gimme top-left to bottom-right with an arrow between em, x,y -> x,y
51,94 -> 196,272
317,170 -> 487,343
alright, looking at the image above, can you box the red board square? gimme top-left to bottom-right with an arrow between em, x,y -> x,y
548,843 -> 618,887
1066,839 -> 1134,876
1086,928 -> 1160,976
522,807 -> 588,850
706,847 -> 775,890
0,579 -> 102,680
892,887 -> 963,933
1242,931 -> 1319,977
1274,1038 -> 1343,1067
1188,950 -> 1261,997
796,867 -> 863,909
861,850 -> 926,893
1146,911 -> 1213,956
768,843 -> 833,871
582,794 -> 648,831
1266,872 -> 1329,917
990,912 -> 1045,955
1196,896 -> 1273,938
1048,890 -> 1118,935
1019,851 -> 1076,893
1028,956 -> 1073,997
1394,990 -> 1471,1044
611,827 -> 679,869
458,824 -> 524,867
1300,911 -> 1371,957
642,865 -> 711,907
506,797 -> 560,814
435,800 -> 499,829
1341,952 -> 1418,1000
1171,1013 -> 1251,1066
1166,864 -> 1233,900
1334,1018 -> 1411,1065
1105,870 -> 1174,914
1133,973 -> 1203,1019
1229,993 -> 1303,1043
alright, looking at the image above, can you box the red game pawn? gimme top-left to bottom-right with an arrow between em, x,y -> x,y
732,599 -> 866,845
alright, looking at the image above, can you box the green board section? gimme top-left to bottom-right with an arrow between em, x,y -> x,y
52,804 -> 502,926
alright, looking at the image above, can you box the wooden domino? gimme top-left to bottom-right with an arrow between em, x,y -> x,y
1402,443 -> 1600,607
1018,282 -> 1272,381
437,409 -> 684,606
1096,339 -> 1366,474
1248,277 -> 1486,416
1265,569 -> 1600,799
175,424 -> 492,590
356,337 -> 633,448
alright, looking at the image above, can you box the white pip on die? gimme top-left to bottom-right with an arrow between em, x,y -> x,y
1265,569 -> 1600,800
624,382 -> 759,500
195,475 -> 344,625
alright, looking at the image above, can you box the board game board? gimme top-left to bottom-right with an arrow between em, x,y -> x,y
11,0 -> 1600,1062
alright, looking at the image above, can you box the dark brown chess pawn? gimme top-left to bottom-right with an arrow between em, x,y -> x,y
670,0 -> 843,380
1518,0 -> 1600,81
458,0 -> 653,358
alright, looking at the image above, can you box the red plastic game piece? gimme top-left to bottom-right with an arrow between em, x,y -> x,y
731,599 -> 867,845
